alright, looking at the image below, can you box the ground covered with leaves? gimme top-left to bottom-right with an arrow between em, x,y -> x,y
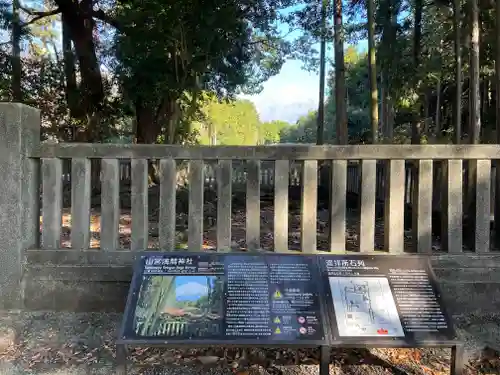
57,204 -> 448,253
0,312 -> 499,375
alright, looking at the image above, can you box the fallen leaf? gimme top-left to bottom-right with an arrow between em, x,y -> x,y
197,355 -> 220,365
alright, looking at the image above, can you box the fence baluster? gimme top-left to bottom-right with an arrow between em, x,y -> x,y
131,159 -> 149,251
413,160 -> 433,253
101,159 -> 120,251
41,158 -> 63,249
440,160 -> 463,253
475,159 -> 491,253
159,159 -> 176,249
384,159 -> 405,253
274,160 -> 289,252
301,160 -> 317,253
330,160 -> 347,252
188,160 -> 204,250
359,160 -> 376,252
246,160 -> 261,251
71,158 -> 91,249
22,158 -> 40,250
217,160 -> 232,252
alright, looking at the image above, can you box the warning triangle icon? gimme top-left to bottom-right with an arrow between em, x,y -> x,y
273,290 -> 282,299
274,327 -> 281,334
273,317 -> 281,324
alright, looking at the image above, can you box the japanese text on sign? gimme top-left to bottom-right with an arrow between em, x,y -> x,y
326,259 -> 365,267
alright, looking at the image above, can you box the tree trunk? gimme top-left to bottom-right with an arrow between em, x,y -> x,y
334,0 -> 347,144
380,73 -> 386,139
136,107 -> 161,144
436,78 -> 441,136
423,91 -> 430,135
409,0 -> 423,247
135,104 -> 162,185
54,0 -> 104,116
62,13 -> 82,122
481,79 -> 489,124
316,0 -> 327,145
71,24 -> 103,115
12,0 -> 22,102
387,0 -> 397,142
470,0 -> 481,144
318,0 -> 331,248
411,0 -> 423,144
497,0 -> 500,139
453,0 -> 462,144
367,0 -> 378,143
465,0 -> 481,249
387,97 -> 394,140
166,100 -> 180,144
435,38 -> 443,138
495,0 -> 500,245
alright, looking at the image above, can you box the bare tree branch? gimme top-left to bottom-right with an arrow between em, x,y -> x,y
92,9 -> 122,31
19,6 -> 61,25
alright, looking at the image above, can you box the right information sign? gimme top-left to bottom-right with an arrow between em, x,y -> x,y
318,255 -> 456,342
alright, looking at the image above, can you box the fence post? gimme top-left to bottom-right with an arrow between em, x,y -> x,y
0,103 -> 40,310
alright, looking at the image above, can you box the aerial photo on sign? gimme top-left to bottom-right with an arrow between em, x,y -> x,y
133,274 -> 225,338
123,253 -> 327,343
131,254 -> 225,339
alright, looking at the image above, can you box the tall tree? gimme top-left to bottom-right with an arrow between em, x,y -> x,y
334,0 -> 347,144
62,13 -> 80,122
452,0 -> 462,143
495,0 -> 500,245
469,0 -> 481,144
464,0 -> 481,242
411,0 -> 423,144
316,0 -> 328,145
18,0 -> 109,138
11,0 -> 21,101
377,0 -> 399,141
367,0 -> 378,143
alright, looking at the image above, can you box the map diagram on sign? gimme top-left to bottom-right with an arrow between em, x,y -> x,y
329,277 -> 404,337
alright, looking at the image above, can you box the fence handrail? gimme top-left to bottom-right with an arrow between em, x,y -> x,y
32,143 -> 500,160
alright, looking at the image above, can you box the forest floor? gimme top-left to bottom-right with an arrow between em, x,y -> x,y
7,193 -> 499,374
57,204 -> 443,252
0,311 -> 500,375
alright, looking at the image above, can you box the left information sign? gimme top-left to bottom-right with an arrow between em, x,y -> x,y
120,252 -> 328,345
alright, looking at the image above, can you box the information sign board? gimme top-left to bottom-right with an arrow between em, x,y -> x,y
318,255 -> 456,342
119,252 -> 327,345
118,252 -> 463,375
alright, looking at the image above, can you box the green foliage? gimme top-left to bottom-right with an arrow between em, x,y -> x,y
114,0 -> 249,103
280,111 -> 317,143
196,97 -> 262,145
260,120 -> 289,144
